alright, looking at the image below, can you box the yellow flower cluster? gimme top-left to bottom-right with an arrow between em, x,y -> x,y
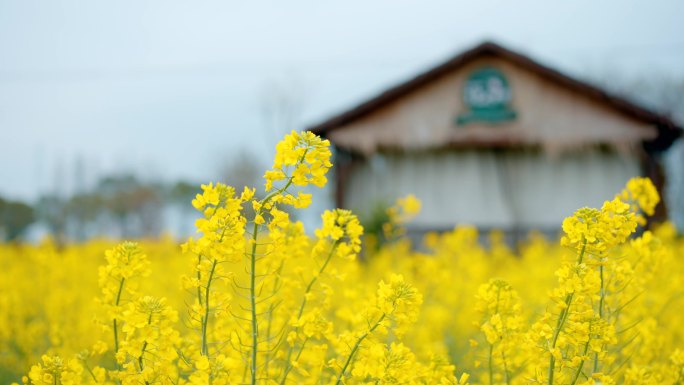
264,130 -> 332,191
376,274 -> 423,335
1,131 -> 682,385
185,182 -> 247,263
560,198 -> 637,254
314,208 -> 364,259
387,194 -> 422,224
619,177 -> 660,219
112,296 -> 180,384
525,177 -> 668,385
383,194 -> 422,240
96,242 -> 151,360
27,355 -> 86,385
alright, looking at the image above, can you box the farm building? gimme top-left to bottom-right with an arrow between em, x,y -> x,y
309,41 -> 682,238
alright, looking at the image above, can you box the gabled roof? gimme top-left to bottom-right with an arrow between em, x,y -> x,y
308,41 -> 681,152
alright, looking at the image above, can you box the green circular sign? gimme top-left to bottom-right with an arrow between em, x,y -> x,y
457,67 -> 516,125
464,68 -> 511,109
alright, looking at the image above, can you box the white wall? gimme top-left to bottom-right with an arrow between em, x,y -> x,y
345,148 -> 640,230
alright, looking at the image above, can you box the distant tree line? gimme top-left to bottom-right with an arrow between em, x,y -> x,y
0,198 -> 35,241
0,176 -> 200,243
1,149 -> 269,243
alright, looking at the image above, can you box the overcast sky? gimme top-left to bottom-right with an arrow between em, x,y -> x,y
2,0 -> 683,201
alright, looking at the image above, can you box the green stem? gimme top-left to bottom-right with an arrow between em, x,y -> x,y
83,360 -> 98,383
197,203 -> 229,358
488,344 -> 494,385
489,285 -> 502,385
293,338 -> 309,364
138,341 -> 148,371
279,241 -> 340,385
264,261 -> 285,377
247,154 -> 302,384
249,219 -> 260,385
335,313 -> 386,385
113,278 -> 125,354
593,264 -> 605,373
197,255 -> 203,306
137,313 -> 153,385
201,259 -> 218,356
279,338 -> 310,382
548,240 -> 587,385
298,240 -> 340,319
502,349 -> 511,385
570,337 -> 592,385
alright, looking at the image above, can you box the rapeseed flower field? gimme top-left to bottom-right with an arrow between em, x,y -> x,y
1,131 -> 683,385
